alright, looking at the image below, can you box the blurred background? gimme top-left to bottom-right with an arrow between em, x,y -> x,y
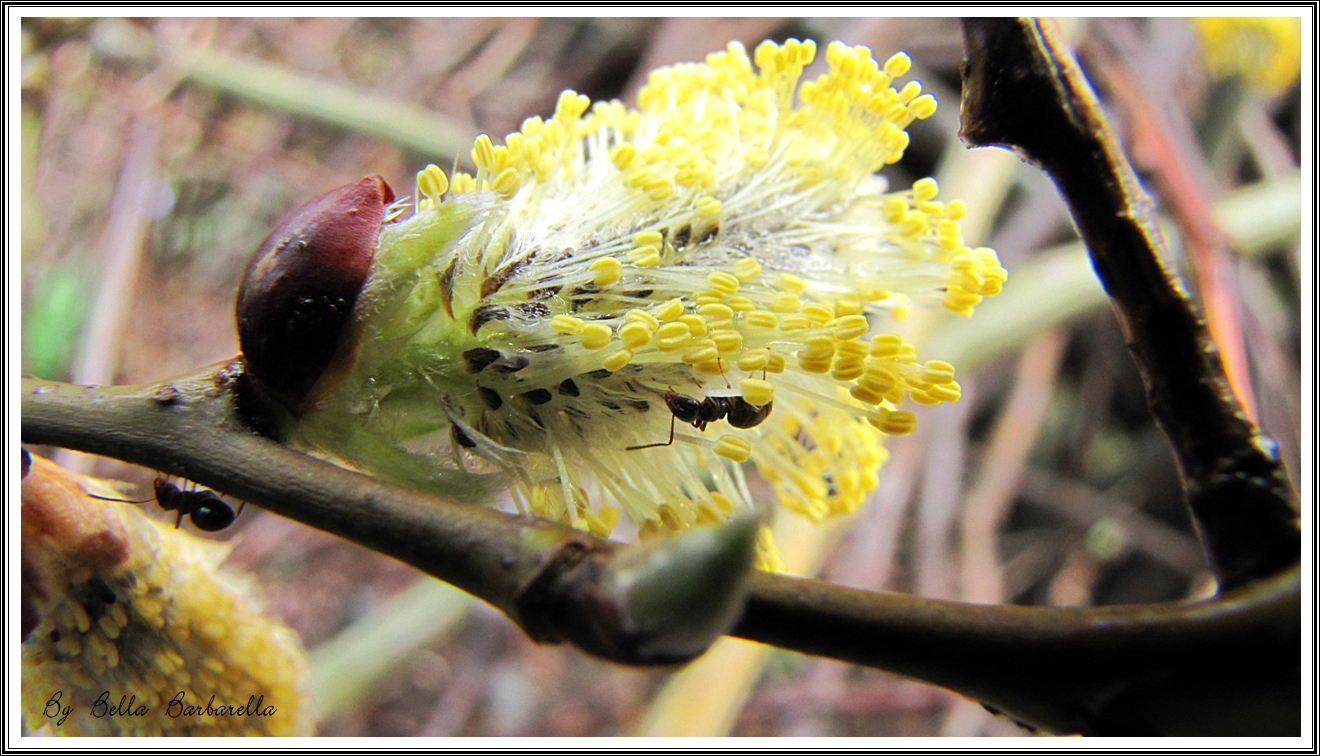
18,16 -> 1302,737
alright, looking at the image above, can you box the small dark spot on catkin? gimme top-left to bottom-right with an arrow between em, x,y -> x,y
492,355 -> 531,374
479,387 -> 503,410
558,378 -> 580,397
469,305 -> 511,334
462,348 -> 502,374
522,388 -> 553,405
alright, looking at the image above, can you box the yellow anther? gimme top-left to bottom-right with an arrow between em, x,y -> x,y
912,177 -> 939,201
739,378 -> 774,407
883,52 -> 912,78
711,329 -> 744,354
653,298 -> 685,321
633,230 -> 665,247
861,363 -> 898,392
778,272 -> 807,294
678,314 -> 708,336
581,323 -> 613,350
831,357 -> 865,382
926,382 -> 962,403
692,289 -> 725,306
656,322 -> 693,351
697,303 -> 735,328
627,245 -> 661,266
737,348 -> 770,372
798,355 -> 833,374
909,389 -> 940,406
472,134 -> 496,171
833,314 -> 871,340
589,257 -> 623,286
689,358 -> 721,376
770,292 -> 802,313
551,314 -> 586,334
800,335 -> 836,359
745,310 -> 778,329
610,143 -> 637,169
943,289 -> 982,313
909,93 -> 938,119
706,271 -> 740,296
837,339 -> 869,360
493,167 -> 521,197
870,333 -> 904,357
834,295 -> 864,316
850,383 -> 886,405
923,360 -> 956,384
733,257 -> 762,281
882,197 -> 909,223
695,197 -> 723,219
801,302 -> 834,324
602,348 -> 634,372
726,295 -> 755,313
416,164 -> 449,202
766,352 -> 787,374
778,313 -> 812,332
625,308 -> 660,329
681,341 -> 719,365
619,320 -> 655,349
714,435 -> 752,463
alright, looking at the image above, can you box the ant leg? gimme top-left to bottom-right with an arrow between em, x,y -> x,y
174,511 -> 185,529
626,415 -> 677,451
235,501 -> 248,518
717,357 -> 731,388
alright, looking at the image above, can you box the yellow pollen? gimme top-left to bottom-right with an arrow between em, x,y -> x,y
581,323 -> 613,350
589,257 -> 623,286
707,271 -> 741,296
714,435 -> 753,463
653,298 -> 685,321
551,314 -> 586,334
602,348 -> 634,372
739,378 -> 774,406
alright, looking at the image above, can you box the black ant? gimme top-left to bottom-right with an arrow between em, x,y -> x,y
87,477 -> 243,532
627,390 -> 773,450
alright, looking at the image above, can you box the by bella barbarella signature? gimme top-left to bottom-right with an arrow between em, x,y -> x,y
42,689 -> 277,726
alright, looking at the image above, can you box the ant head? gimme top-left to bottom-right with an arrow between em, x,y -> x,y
665,393 -> 703,423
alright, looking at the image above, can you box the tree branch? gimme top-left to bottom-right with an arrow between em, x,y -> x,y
22,366 -> 1300,735
958,18 -> 1299,590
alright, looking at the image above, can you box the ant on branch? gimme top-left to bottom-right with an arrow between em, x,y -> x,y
627,390 -> 773,450
87,477 -> 244,532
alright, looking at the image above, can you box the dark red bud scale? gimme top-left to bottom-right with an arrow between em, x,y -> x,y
236,175 -> 393,415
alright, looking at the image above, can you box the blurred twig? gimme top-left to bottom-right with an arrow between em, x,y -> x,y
959,329 -> 1067,605
183,48 -> 475,163
54,116 -> 159,474
310,577 -> 475,719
